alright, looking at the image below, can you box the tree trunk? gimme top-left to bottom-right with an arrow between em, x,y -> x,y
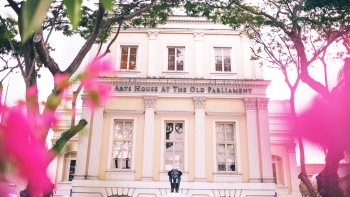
316,147 -> 344,197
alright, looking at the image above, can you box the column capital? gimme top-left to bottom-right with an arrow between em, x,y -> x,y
193,97 -> 206,109
287,143 -> 297,153
256,98 -> 269,110
144,96 -> 157,108
193,31 -> 204,41
148,31 -> 158,40
244,97 -> 257,110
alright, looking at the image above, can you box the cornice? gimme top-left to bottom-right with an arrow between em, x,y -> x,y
155,111 -> 194,115
104,110 -> 144,115
205,112 -> 245,117
95,77 -> 271,89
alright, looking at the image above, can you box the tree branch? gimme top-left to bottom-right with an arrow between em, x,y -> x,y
101,0 -> 158,31
47,119 -> 88,164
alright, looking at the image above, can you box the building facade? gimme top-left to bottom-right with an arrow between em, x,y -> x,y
50,16 -> 299,197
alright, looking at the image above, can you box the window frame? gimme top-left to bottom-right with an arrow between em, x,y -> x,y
167,47 -> 185,71
212,119 -> 242,182
159,117 -> 188,181
111,119 -> 134,170
116,43 -> 141,77
163,121 -> 185,171
61,151 -> 76,182
106,116 -> 138,180
214,47 -> 232,72
211,46 -> 237,79
272,154 -> 285,186
162,44 -> 189,77
215,122 -> 236,172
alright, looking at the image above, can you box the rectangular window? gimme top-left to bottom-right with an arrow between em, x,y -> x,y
272,155 -> 284,185
113,120 -> 133,169
63,152 -> 76,182
214,48 -> 231,72
168,47 -> 184,71
216,122 -> 236,172
120,46 -> 137,70
164,121 -> 184,170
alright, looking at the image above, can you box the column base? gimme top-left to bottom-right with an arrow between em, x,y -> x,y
141,177 -> 154,181
86,175 -> 99,180
249,178 -> 262,183
262,178 -> 275,183
73,174 -> 86,180
194,178 -> 206,182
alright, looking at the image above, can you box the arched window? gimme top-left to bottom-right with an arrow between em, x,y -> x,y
272,155 -> 284,185
62,152 -> 76,182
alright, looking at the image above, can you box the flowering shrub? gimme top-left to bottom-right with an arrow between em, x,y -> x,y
0,58 -> 113,196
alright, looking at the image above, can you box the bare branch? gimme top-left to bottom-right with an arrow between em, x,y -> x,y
95,21 -> 123,60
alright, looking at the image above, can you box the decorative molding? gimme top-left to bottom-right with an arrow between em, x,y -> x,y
144,96 -> 157,108
244,98 -> 257,110
193,32 -> 204,41
205,112 -> 245,117
148,31 -> 158,40
104,110 -> 144,115
94,78 -> 271,88
287,143 -> 297,153
257,98 -> 269,110
193,97 -> 206,109
155,111 -> 194,115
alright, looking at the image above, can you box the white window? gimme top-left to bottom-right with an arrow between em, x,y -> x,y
216,122 -> 236,172
167,47 -> 185,71
272,155 -> 285,185
164,121 -> 184,171
120,46 -> 137,70
112,120 -> 133,170
214,48 -> 232,72
62,152 -> 76,182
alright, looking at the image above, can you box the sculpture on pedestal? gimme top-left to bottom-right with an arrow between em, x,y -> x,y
168,169 -> 182,193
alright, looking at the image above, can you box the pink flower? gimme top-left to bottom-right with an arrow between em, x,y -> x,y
0,106 -> 51,193
80,58 -> 113,109
54,73 -> 71,91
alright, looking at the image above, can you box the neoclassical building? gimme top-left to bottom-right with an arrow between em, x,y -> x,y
50,16 -> 299,197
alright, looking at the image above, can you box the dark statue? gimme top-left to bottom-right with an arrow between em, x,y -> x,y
168,169 -> 182,193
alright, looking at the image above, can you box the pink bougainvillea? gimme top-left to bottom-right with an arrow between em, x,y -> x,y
80,58 -> 113,109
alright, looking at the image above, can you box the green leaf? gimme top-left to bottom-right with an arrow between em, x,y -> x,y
21,0 -> 52,43
100,0 -> 114,10
63,0 -> 83,29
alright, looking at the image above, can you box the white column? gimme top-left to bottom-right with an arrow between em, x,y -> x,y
241,35 -> 252,79
257,98 -> 274,183
141,96 -> 157,181
147,31 -> 158,77
74,97 -> 91,180
194,32 -> 204,78
287,143 -> 301,196
244,98 -> 261,182
193,97 -> 206,181
86,106 -> 104,179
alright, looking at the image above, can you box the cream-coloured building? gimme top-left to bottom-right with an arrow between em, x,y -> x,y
50,16 -> 300,197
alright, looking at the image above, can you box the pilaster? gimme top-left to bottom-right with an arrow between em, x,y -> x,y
86,106 -> 104,179
241,35 -> 252,79
142,96 -> 157,180
256,98 -> 274,183
194,32 -> 204,78
148,31 -> 158,77
74,96 -> 91,180
287,143 -> 300,195
193,97 -> 206,181
244,98 -> 261,182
